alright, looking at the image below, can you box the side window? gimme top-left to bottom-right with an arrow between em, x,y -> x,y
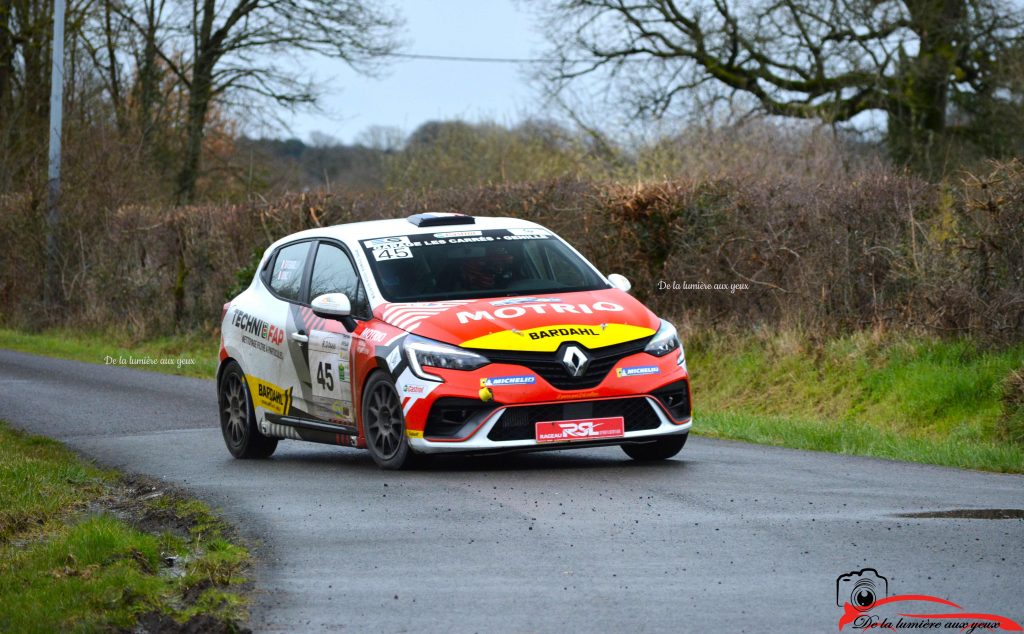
269,242 -> 310,302
309,243 -> 368,317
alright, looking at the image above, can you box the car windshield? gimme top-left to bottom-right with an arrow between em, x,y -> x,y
360,228 -> 610,302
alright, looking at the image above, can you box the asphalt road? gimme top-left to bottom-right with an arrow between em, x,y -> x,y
1,349 -> 1022,633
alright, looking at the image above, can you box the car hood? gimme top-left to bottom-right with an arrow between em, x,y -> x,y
374,289 -> 660,352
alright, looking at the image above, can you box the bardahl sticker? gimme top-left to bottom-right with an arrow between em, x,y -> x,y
246,376 -> 293,415
461,322 -> 655,353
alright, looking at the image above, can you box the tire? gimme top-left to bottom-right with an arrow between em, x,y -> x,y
218,361 -> 278,459
622,433 -> 687,461
361,372 -> 421,470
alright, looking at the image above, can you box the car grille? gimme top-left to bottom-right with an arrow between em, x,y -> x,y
487,397 -> 661,442
478,336 -> 652,390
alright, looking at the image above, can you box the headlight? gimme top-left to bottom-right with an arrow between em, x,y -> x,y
403,335 -> 490,382
644,319 -> 681,357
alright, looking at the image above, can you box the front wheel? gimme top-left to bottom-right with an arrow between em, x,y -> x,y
219,361 -> 278,459
622,433 -> 687,461
362,372 -> 421,470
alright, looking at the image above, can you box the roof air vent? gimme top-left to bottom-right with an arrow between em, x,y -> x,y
407,213 -> 476,227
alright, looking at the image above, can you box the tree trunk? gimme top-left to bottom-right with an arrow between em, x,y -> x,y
174,0 -> 216,205
175,57 -> 212,205
887,0 -> 965,166
135,0 -> 160,145
102,0 -> 126,133
0,0 -> 13,123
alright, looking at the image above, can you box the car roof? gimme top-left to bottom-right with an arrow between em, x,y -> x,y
269,215 -> 549,251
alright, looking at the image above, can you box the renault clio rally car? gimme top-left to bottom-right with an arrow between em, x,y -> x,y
217,213 -> 692,469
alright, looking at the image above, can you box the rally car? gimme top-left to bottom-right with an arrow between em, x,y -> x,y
217,213 -> 692,469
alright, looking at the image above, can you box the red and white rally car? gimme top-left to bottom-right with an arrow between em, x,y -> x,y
217,213 -> 691,469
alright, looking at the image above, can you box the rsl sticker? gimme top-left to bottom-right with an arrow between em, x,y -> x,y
246,376 -> 293,414
480,375 -> 536,387
616,365 -> 660,378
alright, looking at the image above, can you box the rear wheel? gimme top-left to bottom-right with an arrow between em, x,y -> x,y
622,433 -> 687,461
362,372 -> 420,470
219,361 -> 278,459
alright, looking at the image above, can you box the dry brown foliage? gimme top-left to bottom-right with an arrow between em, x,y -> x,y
1,161 -> 1021,343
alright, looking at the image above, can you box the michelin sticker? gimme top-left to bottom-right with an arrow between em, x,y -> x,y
481,375 -> 536,387
616,365 -> 660,378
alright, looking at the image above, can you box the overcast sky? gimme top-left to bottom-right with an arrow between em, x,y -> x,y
277,0 -> 549,145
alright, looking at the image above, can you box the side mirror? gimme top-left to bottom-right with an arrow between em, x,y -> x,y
311,293 -> 356,332
607,273 -> 632,293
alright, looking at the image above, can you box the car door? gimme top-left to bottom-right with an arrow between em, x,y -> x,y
238,239 -> 312,423
287,239 -> 371,428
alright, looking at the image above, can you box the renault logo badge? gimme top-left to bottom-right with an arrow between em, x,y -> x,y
561,345 -> 590,377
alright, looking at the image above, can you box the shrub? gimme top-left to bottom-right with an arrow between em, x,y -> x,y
1,162 -> 1022,344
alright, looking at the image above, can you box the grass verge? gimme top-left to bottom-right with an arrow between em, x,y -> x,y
2,326 -> 1022,472
686,329 -> 1024,473
0,421 -> 249,632
0,328 -> 217,379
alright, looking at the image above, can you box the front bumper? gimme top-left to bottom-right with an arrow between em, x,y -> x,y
408,395 -> 691,454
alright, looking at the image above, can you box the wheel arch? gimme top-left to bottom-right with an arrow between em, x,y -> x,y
356,367 -> 391,444
217,356 -> 240,389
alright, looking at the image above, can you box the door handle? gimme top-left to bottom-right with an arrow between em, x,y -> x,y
291,332 -> 309,344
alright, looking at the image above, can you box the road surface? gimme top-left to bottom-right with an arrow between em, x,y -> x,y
1,349 -> 1021,632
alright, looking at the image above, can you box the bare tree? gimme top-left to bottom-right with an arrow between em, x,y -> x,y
537,0 -> 1024,164
115,0 -> 402,204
